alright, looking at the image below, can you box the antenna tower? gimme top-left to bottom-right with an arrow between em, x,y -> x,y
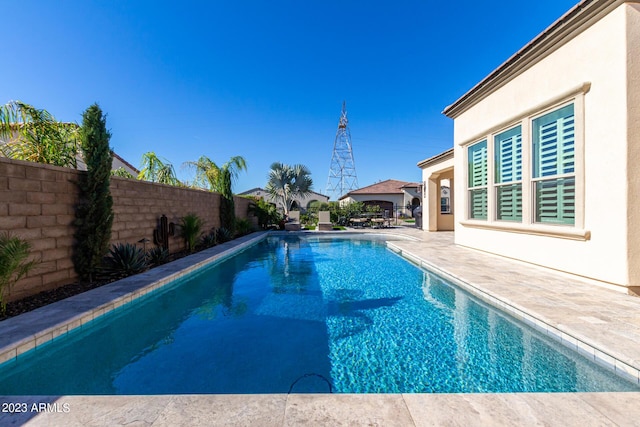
326,101 -> 358,200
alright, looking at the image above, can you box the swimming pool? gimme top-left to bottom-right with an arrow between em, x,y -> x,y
0,234 -> 637,394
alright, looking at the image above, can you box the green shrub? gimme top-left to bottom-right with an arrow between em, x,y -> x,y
200,231 -> 217,249
179,213 -> 203,253
217,227 -> 233,243
0,233 -> 36,313
300,212 -> 317,227
248,198 -> 282,230
146,246 -> 169,266
111,167 -> 134,178
102,243 -> 148,279
235,218 -> 253,237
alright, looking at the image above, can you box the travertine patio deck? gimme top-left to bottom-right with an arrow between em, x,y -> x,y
2,227 -> 640,426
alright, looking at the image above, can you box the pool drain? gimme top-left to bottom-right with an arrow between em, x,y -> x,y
288,373 -> 333,393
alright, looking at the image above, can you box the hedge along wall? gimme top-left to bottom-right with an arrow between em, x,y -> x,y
0,156 -> 255,302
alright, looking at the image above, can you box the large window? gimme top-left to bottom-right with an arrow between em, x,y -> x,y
465,101 -> 579,229
468,140 -> 487,219
532,104 -> 575,225
494,125 -> 522,221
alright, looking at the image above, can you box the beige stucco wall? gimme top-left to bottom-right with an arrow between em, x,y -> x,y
420,157 -> 454,231
453,3 -> 635,288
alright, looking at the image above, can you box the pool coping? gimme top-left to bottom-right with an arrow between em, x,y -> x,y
386,241 -> 640,386
0,231 -> 270,366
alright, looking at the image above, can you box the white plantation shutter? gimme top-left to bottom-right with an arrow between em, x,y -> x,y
469,141 -> 487,187
535,178 -> 575,224
495,126 -> 522,221
533,105 -> 575,225
495,126 -> 522,183
468,141 -> 487,219
497,184 -> 523,221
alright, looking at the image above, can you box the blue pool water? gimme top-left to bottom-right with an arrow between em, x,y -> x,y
0,234 -> 637,394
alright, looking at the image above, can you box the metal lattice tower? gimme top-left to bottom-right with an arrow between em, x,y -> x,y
326,101 -> 358,200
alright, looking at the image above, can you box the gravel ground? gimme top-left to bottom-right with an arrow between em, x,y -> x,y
0,279 -> 113,321
0,250 -> 191,322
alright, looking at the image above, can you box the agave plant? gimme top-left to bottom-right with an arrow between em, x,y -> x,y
0,233 -> 36,313
216,227 -> 233,244
200,231 -> 217,249
102,243 -> 148,279
179,213 -> 203,253
146,246 -> 169,266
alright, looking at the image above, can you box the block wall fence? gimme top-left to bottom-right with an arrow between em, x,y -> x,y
0,157 -> 255,302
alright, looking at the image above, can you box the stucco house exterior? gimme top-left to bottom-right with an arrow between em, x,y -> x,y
426,0 -> 640,293
418,149 -> 454,231
339,179 -> 422,217
239,187 -> 329,212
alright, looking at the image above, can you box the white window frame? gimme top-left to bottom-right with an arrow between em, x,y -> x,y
460,83 -> 590,241
494,124 -> 523,222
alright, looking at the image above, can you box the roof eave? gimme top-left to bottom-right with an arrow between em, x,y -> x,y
443,0 -> 626,119
417,148 -> 454,169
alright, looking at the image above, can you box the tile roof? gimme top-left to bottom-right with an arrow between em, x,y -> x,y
442,0 -> 618,118
343,179 -> 420,197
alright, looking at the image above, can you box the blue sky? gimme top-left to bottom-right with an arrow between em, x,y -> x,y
2,0 -> 578,199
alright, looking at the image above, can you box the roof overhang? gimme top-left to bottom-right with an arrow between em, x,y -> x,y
417,148 -> 454,169
443,0 -> 630,118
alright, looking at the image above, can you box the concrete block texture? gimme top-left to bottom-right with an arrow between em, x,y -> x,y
1,157 -> 254,302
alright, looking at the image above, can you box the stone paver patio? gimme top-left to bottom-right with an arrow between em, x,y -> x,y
2,227 -> 640,426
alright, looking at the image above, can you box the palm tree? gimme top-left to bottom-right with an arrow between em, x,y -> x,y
0,232 -> 36,313
183,155 -> 247,194
183,155 -> 247,232
138,152 -> 180,185
265,162 -> 313,216
0,100 -> 79,168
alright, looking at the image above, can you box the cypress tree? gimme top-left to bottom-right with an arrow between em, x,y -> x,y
73,104 -> 113,282
219,168 -> 236,234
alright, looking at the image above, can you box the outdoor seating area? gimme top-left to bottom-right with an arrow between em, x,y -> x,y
317,211 -> 333,231
284,211 -> 301,231
348,214 -> 392,229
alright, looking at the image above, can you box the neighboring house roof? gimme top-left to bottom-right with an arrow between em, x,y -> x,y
443,0 -> 621,118
340,179 -> 420,199
417,148 -> 454,169
111,151 -> 140,175
239,187 -> 265,195
239,187 -> 330,199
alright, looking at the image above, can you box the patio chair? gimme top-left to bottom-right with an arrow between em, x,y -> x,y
318,211 -> 332,231
285,211 -> 301,231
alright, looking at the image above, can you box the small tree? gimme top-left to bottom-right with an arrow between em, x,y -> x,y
265,162 -> 313,216
73,104 -> 113,282
183,155 -> 247,233
138,152 -> 180,185
248,197 -> 282,230
0,100 -> 79,168
0,233 -> 36,313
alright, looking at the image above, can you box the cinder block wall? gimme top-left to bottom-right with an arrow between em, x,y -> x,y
0,157 -> 255,302
109,177 -> 222,252
0,158 -> 81,301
